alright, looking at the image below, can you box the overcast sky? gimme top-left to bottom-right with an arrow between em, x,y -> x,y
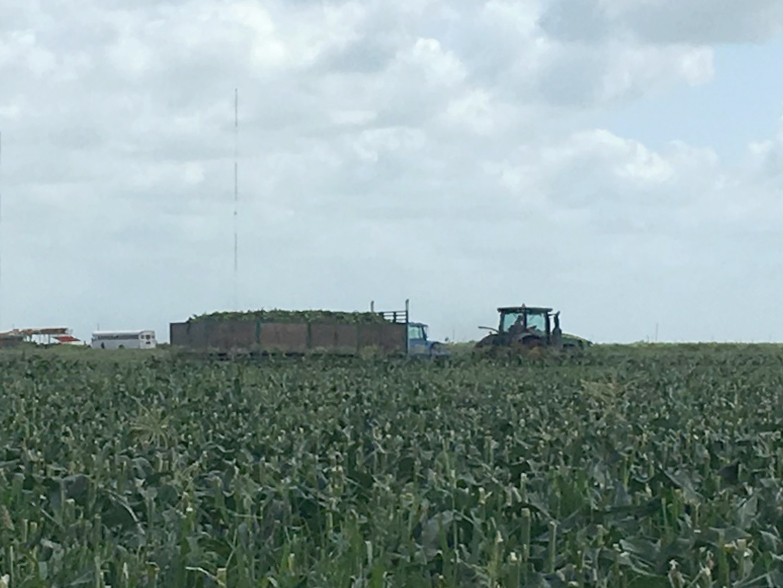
2,0 -> 783,344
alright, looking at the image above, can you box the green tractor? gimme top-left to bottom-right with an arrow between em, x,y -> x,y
475,305 -> 591,351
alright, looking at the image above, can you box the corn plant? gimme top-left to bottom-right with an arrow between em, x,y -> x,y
1,346 -> 783,586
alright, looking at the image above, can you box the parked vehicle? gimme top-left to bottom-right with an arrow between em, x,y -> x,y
91,330 -> 157,350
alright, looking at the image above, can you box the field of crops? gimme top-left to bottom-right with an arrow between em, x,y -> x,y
2,345 -> 783,587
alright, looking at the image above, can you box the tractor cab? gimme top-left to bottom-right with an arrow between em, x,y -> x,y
498,306 -> 552,337
497,306 -> 559,347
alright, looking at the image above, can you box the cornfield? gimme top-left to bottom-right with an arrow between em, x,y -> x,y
1,345 -> 783,587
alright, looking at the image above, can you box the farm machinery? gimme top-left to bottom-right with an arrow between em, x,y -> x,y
475,305 -> 590,351
170,300 -> 450,359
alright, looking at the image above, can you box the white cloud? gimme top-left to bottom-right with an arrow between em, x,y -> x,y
541,0 -> 783,45
1,0 -> 782,344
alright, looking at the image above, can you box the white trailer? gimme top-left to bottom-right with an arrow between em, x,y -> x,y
91,330 -> 157,350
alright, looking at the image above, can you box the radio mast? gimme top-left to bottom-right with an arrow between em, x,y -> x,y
233,89 -> 239,311
0,131 -> 4,332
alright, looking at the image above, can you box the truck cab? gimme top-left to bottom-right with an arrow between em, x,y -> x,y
407,322 -> 449,357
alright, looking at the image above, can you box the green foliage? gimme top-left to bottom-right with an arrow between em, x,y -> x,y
2,346 -> 783,586
188,309 -> 390,324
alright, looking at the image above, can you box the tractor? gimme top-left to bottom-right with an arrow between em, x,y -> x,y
475,305 -> 590,351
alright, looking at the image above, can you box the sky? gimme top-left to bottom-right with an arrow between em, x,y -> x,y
2,0 -> 783,345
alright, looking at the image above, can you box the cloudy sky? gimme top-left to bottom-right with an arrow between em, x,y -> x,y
2,0 -> 783,344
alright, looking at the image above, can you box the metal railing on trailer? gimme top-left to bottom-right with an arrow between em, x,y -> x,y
370,299 -> 410,355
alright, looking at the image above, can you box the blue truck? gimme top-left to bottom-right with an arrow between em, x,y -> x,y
407,321 -> 449,358
370,300 -> 449,358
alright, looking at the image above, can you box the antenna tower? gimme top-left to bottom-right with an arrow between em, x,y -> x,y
233,89 -> 239,310
0,130 -> 3,332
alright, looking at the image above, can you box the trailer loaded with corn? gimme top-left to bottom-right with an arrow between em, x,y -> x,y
169,300 -> 448,357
